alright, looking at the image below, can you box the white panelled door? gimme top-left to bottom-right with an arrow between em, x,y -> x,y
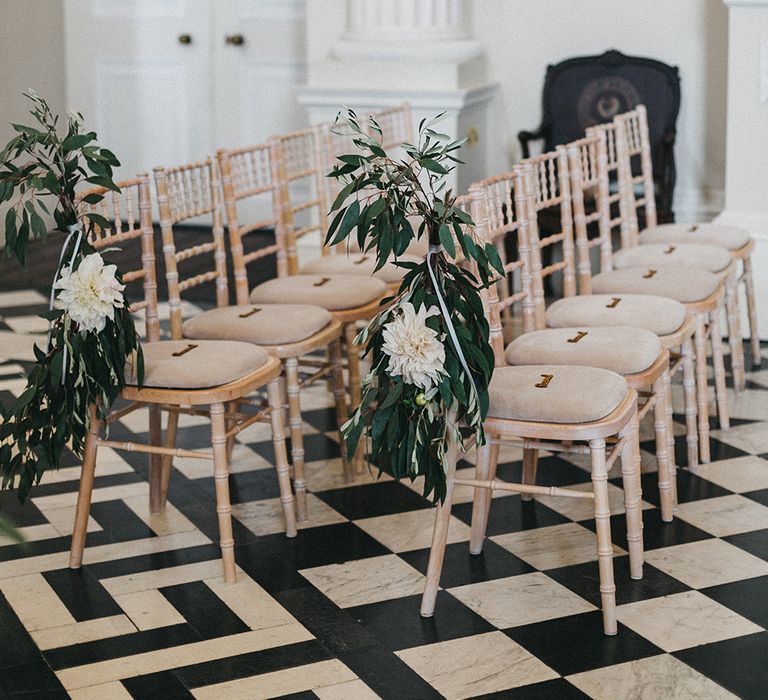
64,0 -> 306,181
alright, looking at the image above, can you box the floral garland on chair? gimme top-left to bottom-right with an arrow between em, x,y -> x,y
328,110 -> 503,503
0,92 -> 141,502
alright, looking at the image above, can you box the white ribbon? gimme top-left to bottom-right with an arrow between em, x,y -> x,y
47,222 -> 83,382
425,243 -> 480,411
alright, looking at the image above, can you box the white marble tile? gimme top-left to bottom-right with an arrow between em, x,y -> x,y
234,493 -> 346,537
314,679 -> 381,700
691,455 -> 768,492
0,330 -> 41,362
3,314 -> 49,334
0,289 -> 47,306
31,615 -> 137,650
0,573 -> 75,631
300,554 -> 425,608
449,572 -> 596,628
567,653 -> 738,699
492,522 -> 624,570
0,523 -> 59,547
675,495 -> 768,536
304,458 -> 393,492
122,495 -> 199,536
616,590 -> 762,652
36,505 -> 101,538
102,559 -> 224,596
712,421 -> 768,454
727,393 -> 768,422
396,631 -> 558,700
112,589 -> 186,631
355,508 -> 471,553
68,681 -> 134,700
644,538 -> 768,589
533,481 -> 653,521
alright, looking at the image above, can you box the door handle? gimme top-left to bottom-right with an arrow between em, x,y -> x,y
178,34 -> 192,45
225,34 -> 245,46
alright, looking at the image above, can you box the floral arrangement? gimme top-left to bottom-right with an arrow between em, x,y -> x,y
0,92 -> 141,502
328,110 -> 502,503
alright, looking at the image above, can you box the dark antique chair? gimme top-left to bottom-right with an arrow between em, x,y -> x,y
519,49 -> 681,225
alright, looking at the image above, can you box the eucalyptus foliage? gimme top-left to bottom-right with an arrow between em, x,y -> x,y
328,110 -> 503,503
0,92 -> 141,502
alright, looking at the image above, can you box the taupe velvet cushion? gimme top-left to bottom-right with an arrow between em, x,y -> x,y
591,267 -> 721,303
301,252 -> 421,283
182,304 -> 333,346
505,327 -> 662,375
489,365 -> 630,423
612,243 -> 731,274
640,223 -> 751,251
249,275 -> 387,311
546,294 -> 687,337
126,340 -> 269,389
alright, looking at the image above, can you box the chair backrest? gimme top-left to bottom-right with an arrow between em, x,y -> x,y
615,105 -> 658,233
371,102 -> 414,150
217,142 -> 287,306
153,158 -> 228,340
79,174 -> 160,343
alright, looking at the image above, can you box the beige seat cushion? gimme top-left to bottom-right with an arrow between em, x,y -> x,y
546,294 -> 687,337
489,365 -> 630,424
640,223 -> 751,251
302,252 -> 421,284
126,340 -> 269,389
591,267 -> 721,303
505,327 -> 662,375
613,243 -> 731,274
249,275 -> 387,311
182,304 -> 333,346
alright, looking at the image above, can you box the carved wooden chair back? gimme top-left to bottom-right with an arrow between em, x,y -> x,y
79,174 -> 160,343
153,158 -> 228,340
216,142 -> 287,305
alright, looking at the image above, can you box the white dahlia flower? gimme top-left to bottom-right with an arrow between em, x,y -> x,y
55,253 -> 125,333
382,301 -> 446,390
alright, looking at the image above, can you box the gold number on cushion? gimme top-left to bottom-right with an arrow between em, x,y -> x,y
172,343 -> 198,357
643,269 -> 657,278
567,331 -> 588,343
606,297 -> 622,308
535,373 -> 554,388
239,307 -> 262,318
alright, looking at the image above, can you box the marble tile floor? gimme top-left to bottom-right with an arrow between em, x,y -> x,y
1,289 -> 768,698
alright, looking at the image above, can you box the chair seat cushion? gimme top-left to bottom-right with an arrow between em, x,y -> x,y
505,327 -> 662,375
249,275 -> 387,311
546,294 -> 687,337
182,304 -> 333,346
489,365 -> 630,424
591,267 -> 721,303
612,243 -> 731,274
126,340 -> 269,389
640,223 -> 751,251
301,252 -> 421,284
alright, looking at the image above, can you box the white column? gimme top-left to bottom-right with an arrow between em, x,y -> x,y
715,0 -> 768,337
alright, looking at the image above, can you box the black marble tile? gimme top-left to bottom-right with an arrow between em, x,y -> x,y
122,671 -> 194,699
0,490 -> 48,527
25,471 -> 143,499
300,407 -> 342,433
470,678 -> 590,699
161,581 -> 249,640
252,432 -> 342,464
451,496 -> 570,536
724,528 -> 768,561
316,481 -> 430,520
348,592 -> 494,652
399,540 -> 534,589
675,632 -> 768,700
44,623 -> 202,671
84,544 -> 222,581
43,567 -> 122,622
0,593 -> 46,670
744,488 -> 768,508
272,692 -> 318,700
194,468 -> 281,505
0,660 -> 68,698
495,454 -> 592,487
546,557 -> 690,608
505,612 -> 662,676
702,575 -> 768,629
638,469 -> 732,508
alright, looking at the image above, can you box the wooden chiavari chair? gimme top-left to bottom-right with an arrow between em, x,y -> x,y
616,105 -> 758,385
70,175 -> 296,583
472,156 -> 675,520
569,124 -> 729,463
154,157 -> 351,520
421,189 -> 644,637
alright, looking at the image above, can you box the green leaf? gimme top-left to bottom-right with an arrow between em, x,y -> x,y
329,199 -> 360,247
420,158 -> 448,175
438,223 -> 455,258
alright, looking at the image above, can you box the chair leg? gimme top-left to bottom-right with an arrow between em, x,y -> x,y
267,379 -> 298,538
726,274 -> 746,393
344,322 -> 365,474
148,405 -> 164,514
662,367 -> 678,510
743,255 -> 761,368
694,314 -> 711,463
160,409 -> 179,505
710,308 -> 730,431
620,412 -> 644,579
285,358 -> 307,522
590,438 -> 617,636
69,404 -> 101,569
681,338 -> 699,470
520,448 -> 538,502
469,439 -> 494,555
225,402 -> 238,462
210,402 -> 237,583
329,339 -> 351,481
652,376 -> 674,522
420,424 -> 459,618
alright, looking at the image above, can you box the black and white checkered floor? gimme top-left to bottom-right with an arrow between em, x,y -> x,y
2,288 -> 768,699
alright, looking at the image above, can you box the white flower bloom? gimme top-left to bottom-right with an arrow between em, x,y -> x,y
382,301 -> 446,390
55,253 -> 125,333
